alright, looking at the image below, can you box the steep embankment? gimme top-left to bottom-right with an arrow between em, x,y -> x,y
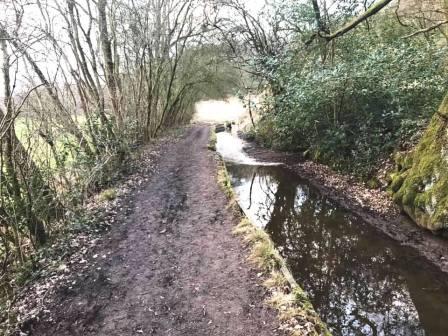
391,95 -> 448,231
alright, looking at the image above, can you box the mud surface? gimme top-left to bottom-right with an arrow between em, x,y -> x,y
28,126 -> 279,335
243,141 -> 448,274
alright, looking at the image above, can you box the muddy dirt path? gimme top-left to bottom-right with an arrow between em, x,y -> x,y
32,126 -> 279,335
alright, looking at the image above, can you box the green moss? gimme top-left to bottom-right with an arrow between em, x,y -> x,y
390,174 -> 405,193
390,97 -> 448,231
217,163 -> 233,198
392,191 -> 403,204
394,152 -> 414,172
292,287 -> 313,311
250,239 -> 280,271
99,188 -> 117,201
438,94 -> 448,117
208,129 -> 217,151
403,156 -> 413,170
402,188 -> 418,207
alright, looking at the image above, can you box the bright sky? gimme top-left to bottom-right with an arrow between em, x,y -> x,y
194,97 -> 246,123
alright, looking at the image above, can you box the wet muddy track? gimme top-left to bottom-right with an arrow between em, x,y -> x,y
30,126 -> 279,336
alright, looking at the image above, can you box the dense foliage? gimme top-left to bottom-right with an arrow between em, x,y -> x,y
255,17 -> 447,178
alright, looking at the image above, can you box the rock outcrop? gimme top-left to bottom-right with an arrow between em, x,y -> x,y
391,94 -> 448,231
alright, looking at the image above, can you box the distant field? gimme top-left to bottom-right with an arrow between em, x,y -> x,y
15,115 -> 87,168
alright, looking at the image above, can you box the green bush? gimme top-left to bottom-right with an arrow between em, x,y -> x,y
255,18 -> 447,179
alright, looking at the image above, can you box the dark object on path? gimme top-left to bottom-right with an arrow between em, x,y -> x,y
225,122 -> 232,131
215,124 -> 225,133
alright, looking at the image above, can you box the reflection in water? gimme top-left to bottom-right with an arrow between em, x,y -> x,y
227,163 -> 448,336
215,132 -> 258,164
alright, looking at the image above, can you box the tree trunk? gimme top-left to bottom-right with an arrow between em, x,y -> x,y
98,0 -> 122,129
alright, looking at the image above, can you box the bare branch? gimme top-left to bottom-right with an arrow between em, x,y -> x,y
308,0 -> 394,43
402,20 -> 448,38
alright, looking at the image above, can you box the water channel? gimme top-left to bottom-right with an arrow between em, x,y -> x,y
216,131 -> 448,336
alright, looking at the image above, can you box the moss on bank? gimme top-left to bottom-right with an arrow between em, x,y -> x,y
99,188 -> 118,201
390,95 -> 448,231
216,155 -> 332,336
208,128 -> 217,151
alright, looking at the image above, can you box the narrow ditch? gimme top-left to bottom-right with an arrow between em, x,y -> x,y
216,131 -> 448,336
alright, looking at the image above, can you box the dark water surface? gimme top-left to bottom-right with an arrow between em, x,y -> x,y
226,162 -> 448,336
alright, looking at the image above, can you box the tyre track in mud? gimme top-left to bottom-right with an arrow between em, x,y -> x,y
31,126 -> 279,336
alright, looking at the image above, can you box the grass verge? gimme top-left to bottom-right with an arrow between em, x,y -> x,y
208,128 -> 217,151
215,155 -> 332,336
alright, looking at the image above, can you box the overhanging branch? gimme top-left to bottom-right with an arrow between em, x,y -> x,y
307,0 -> 394,44
403,20 -> 448,38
